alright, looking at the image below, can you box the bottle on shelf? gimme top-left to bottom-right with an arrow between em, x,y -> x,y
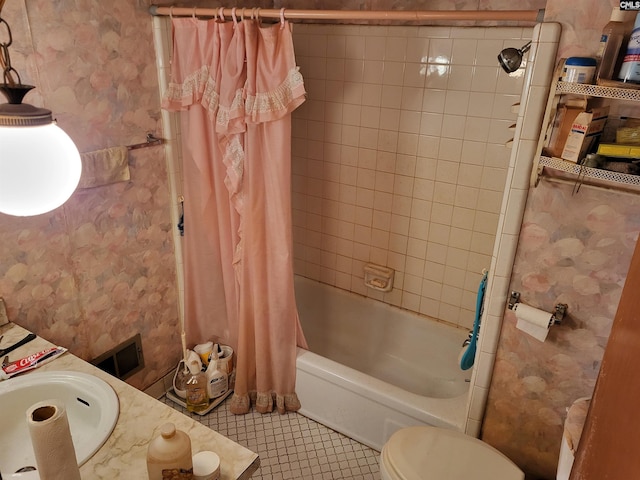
595,7 -> 627,82
617,12 -> 640,83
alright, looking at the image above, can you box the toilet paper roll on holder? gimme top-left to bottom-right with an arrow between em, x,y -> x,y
507,291 -> 567,324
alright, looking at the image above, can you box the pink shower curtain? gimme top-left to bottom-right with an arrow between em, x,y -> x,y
163,16 -> 308,414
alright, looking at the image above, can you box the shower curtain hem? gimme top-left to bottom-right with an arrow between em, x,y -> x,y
230,390 -> 302,414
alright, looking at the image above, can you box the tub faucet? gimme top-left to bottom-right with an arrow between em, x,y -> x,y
462,328 -> 479,347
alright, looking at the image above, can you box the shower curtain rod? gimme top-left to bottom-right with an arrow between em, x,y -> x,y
149,5 -> 544,23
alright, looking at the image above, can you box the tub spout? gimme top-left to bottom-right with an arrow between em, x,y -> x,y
462,325 -> 480,347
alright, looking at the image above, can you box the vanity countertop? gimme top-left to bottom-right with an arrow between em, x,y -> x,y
0,322 -> 260,480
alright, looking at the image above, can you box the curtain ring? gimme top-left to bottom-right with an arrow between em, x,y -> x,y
169,6 -> 174,19
280,8 -> 286,28
218,7 -> 225,22
240,8 -> 245,21
192,6 -> 197,19
231,7 -> 238,25
255,8 -> 261,21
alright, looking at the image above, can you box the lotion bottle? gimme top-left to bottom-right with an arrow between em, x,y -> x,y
618,12 -> 640,83
146,422 -> 193,480
595,7 -> 627,82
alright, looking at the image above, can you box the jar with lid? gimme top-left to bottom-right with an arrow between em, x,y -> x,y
146,422 -> 193,480
562,57 -> 597,84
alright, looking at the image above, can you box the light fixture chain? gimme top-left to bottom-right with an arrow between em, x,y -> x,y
0,17 -> 18,85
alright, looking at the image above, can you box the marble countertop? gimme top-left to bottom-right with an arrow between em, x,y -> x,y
0,322 -> 259,480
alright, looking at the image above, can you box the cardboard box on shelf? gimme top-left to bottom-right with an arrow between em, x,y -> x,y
561,106 -> 610,163
616,126 -> 640,145
597,143 -> 640,158
544,105 -> 584,158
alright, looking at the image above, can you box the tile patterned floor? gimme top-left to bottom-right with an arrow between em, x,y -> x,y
163,395 -> 382,480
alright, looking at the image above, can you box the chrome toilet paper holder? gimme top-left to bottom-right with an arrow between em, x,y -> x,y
507,291 -> 567,324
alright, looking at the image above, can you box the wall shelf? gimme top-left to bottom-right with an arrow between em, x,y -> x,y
533,70 -> 640,192
555,81 -> 640,101
537,156 -> 640,192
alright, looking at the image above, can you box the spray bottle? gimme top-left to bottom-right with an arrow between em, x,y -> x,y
206,344 -> 228,400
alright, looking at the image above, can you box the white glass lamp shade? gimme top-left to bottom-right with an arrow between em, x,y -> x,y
0,123 -> 81,216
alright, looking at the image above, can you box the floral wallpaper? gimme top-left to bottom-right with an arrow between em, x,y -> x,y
1,1 -> 634,476
0,0 -> 179,390
0,0 -> 546,388
482,179 -> 640,479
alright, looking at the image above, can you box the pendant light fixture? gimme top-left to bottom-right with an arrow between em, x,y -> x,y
0,16 -> 81,217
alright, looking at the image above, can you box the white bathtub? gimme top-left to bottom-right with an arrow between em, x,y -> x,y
294,276 -> 471,451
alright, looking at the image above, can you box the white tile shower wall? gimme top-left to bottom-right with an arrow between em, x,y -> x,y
291,25 -> 532,330
154,16 -> 186,329
466,22 -> 560,436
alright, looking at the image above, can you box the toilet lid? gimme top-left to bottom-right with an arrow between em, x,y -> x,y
383,426 -> 524,480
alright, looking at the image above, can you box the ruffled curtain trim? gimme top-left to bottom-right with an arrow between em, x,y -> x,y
163,66 -> 305,128
162,64 -> 213,111
245,67 -> 306,124
229,391 -> 302,415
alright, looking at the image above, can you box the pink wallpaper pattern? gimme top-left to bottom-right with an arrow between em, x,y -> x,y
482,179 -> 640,479
0,1 -> 633,475
0,0 -> 179,390
0,0 -> 547,390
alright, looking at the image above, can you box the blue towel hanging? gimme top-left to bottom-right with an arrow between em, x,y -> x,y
460,269 -> 488,371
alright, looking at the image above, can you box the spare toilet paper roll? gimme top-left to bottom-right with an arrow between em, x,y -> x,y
27,399 -> 81,480
513,303 -> 554,342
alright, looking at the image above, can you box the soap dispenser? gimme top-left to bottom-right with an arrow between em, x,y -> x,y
185,358 -> 209,413
146,422 -> 193,480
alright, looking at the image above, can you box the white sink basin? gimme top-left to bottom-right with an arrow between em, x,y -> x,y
0,370 -> 119,476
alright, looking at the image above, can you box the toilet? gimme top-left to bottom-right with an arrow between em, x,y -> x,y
380,418 -> 583,480
379,426 -> 524,480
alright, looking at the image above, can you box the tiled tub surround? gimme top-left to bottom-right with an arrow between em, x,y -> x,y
291,24 -> 532,330
290,23 -> 560,437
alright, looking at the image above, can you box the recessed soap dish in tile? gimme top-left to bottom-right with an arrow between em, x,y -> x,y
364,263 -> 394,292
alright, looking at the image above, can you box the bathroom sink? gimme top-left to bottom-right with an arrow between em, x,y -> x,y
0,370 -> 119,476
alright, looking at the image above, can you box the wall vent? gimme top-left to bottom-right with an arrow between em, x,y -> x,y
91,333 -> 144,380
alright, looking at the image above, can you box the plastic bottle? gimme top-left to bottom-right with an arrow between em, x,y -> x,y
206,344 -> 229,399
595,7 -> 627,82
146,422 -> 193,480
185,358 -> 209,412
618,12 -> 640,83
